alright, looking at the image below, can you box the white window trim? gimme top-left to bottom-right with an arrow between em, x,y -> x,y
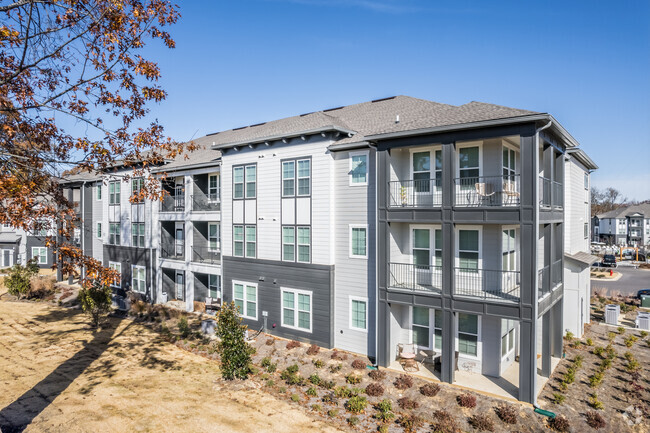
501,320 -> 516,359
132,265 -> 146,294
245,225 -> 256,258
208,274 -> 221,299
232,280 -> 257,320
349,224 -> 368,259
349,150 -> 369,186
31,247 -> 47,265
349,296 -> 368,332
96,183 -> 102,201
409,305 -> 435,350
208,222 -> 220,252
455,313 -> 482,360
281,287 -> 312,333
208,174 -> 220,202
455,142 -> 483,178
408,224 -> 442,266
108,261 -> 121,288
408,145 -> 443,185
245,165 -> 257,199
281,160 -> 295,197
233,166 -> 244,199
454,225 -> 483,269
296,226 -> 311,263
233,225 -> 244,257
296,158 -> 311,196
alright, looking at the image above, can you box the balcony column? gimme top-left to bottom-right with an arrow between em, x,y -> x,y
440,141 -> 456,384
67,187 -> 74,285
551,299 -> 564,357
543,144 -> 554,206
544,223 -> 552,290
541,311 -> 552,377
376,149 -> 391,368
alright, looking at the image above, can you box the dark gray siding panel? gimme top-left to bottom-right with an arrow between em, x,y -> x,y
103,245 -> 155,299
223,256 -> 334,348
25,236 -> 53,268
194,273 -> 209,301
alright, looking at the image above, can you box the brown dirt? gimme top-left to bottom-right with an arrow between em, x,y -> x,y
0,293 -> 344,433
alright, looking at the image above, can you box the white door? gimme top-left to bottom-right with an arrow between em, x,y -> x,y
175,228 -> 184,256
175,271 -> 184,300
2,249 -> 12,267
412,228 -> 431,288
502,229 -> 517,294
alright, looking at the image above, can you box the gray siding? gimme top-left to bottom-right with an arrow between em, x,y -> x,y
103,245 -> 156,299
25,236 -> 53,268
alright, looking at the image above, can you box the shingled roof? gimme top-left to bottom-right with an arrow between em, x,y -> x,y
597,203 -> 650,219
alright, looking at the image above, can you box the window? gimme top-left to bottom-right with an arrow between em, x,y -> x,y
297,227 -> 310,263
350,297 -> 367,331
209,174 -> 220,201
297,159 -> 310,196
282,226 -> 295,261
412,228 -> 430,267
282,288 -> 312,332
350,226 -> 367,258
584,172 -> 589,190
350,151 -> 368,185
459,146 -> 480,181
109,181 -> 120,205
245,226 -> 256,258
245,165 -> 256,198
109,223 -> 121,245
208,223 -> 220,251
458,230 -> 479,272
31,247 -> 47,264
501,319 -> 515,357
132,265 -> 146,293
433,310 -> 442,350
209,274 -> 221,299
282,161 -> 295,196
458,313 -> 479,357
132,223 -> 145,247
97,222 -> 102,238
131,177 -> 144,202
108,262 -> 121,287
233,281 -> 257,319
32,220 -> 48,237
412,151 -> 431,192
584,223 -> 588,239
502,147 -> 516,180
233,167 -> 244,199
502,229 -> 516,271
233,225 -> 244,257
96,183 -> 102,200
412,306 -> 429,348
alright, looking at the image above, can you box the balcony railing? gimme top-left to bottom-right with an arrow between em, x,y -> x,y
453,175 -> 520,207
192,246 -> 221,265
552,181 -> 563,209
192,194 -> 220,212
388,179 -> 442,208
388,262 -> 442,292
161,242 -> 184,260
539,176 -> 551,207
160,194 -> 185,212
551,259 -> 562,287
454,267 -> 520,302
538,265 -> 550,299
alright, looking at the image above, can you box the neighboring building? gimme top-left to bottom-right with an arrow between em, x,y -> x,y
52,95 -> 596,405
594,203 -> 650,247
562,149 -> 598,338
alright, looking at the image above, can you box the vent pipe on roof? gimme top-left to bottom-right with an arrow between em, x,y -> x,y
395,114 -> 400,123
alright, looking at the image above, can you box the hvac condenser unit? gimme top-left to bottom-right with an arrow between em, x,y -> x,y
604,304 -> 620,326
636,312 -> 650,331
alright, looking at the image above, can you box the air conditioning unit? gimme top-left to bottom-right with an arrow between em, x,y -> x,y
604,304 -> 620,326
636,312 -> 650,331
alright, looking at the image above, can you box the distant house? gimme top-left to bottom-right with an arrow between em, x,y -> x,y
594,203 -> 650,247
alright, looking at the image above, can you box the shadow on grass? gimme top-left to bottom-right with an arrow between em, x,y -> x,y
0,311 -> 126,433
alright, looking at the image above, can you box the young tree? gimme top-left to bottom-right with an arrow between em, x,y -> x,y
0,0 -> 193,286
78,279 -> 112,328
4,258 -> 40,299
216,301 -> 254,380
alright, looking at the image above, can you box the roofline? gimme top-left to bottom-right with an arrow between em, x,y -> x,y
327,141 -> 373,151
566,148 -> 598,170
151,160 -> 221,174
210,125 -> 356,150
363,113 -> 581,149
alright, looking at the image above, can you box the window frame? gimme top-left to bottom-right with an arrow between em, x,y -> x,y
281,287 -> 313,333
245,225 -> 256,258
501,319 -> 516,358
233,225 -> 244,257
131,265 -> 146,294
131,222 -> 145,247
96,183 -> 102,201
97,222 -> 102,238
109,222 -> 121,245
209,274 -> 221,299
456,313 -> 481,359
349,224 -> 368,259
108,180 -> 121,205
31,247 -> 47,264
297,226 -> 311,263
131,177 -> 144,202
208,174 -> 220,202
349,296 -> 368,332
233,166 -> 244,199
349,150 -> 369,186
282,226 -> 295,262
281,160 -> 295,197
232,280 -> 257,320
245,165 -> 256,198
108,261 -> 121,288
296,158 -> 311,196
456,226 -> 482,272
208,222 -> 220,252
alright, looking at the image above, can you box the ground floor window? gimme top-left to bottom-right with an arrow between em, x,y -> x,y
31,247 -> 47,264
433,310 -> 442,350
412,306 -> 429,348
282,288 -> 312,332
350,297 -> 367,331
501,319 -> 516,357
233,281 -> 257,319
109,262 -> 121,287
209,274 -> 221,299
132,265 -> 146,293
458,313 -> 479,357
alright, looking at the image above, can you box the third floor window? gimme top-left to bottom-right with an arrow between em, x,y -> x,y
282,159 -> 310,197
233,165 -> 256,199
109,181 -> 121,205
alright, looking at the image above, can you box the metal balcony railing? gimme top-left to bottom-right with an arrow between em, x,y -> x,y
161,243 -> 184,260
160,194 -> 185,212
388,262 -> 442,292
453,175 -> 520,207
539,176 -> 551,207
552,181 -> 563,209
538,265 -> 550,299
454,267 -> 520,302
192,246 -> 221,265
191,194 -> 220,212
551,259 -> 562,287
388,179 -> 442,208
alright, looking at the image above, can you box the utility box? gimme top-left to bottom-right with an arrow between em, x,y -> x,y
637,312 -> 650,330
641,295 -> 650,308
604,304 -> 620,325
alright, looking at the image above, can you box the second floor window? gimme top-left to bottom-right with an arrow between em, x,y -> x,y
97,222 -> 102,238
233,225 -> 244,256
109,181 -> 121,205
297,227 -> 310,262
297,159 -> 310,196
209,223 -> 220,251
350,226 -> 367,258
209,174 -> 220,201
245,226 -> 256,258
132,177 -> 144,202
350,152 -> 368,185
458,229 -> 479,272
282,161 -> 295,196
109,223 -> 121,245
132,223 -> 145,247
109,262 -> 121,287
233,165 -> 255,199
245,165 -> 256,198
459,147 -> 480,181
96,183 -> 102,200
282,227 -> 295,261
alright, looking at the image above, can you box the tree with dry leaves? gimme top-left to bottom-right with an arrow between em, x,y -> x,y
0,0 -> 194,286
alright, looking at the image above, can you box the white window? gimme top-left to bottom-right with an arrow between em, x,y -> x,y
458,229 -> 479,272
433,310 -> 442,351
233,225 -> 244,257
233,281 -> 257,319
132,265 -> 146,293
31,247 -> 47,264
245,225 -> 256,258
282,226 -> 295,261
208,174 -> 220,201
458,146 -> 480,182
501,319 -> 516,357
297,159 -> 310,196
109,181 -> 120,205
297,227 -> 310,263
208,223 -> 220,251
349,151 -> 368,186
109,223 -> 121,245
109,261 -> 121,287
458,313 -> 480,357
131,223 -> 145,247
245,165 -> 256,198
350,225 -> 368,258
502,229 -> 516,271
233,167 -> 244,199
350,297 -> 367,331
282,161 -> 295,197
282,288 -> 312,332
412,306 -> 430,348
131,177 -> 144,201
209,274 -> 221,299
97,222 -> 102,238
96,183 -> 102,200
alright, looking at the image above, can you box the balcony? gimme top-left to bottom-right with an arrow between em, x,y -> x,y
388,179 -> 442,208
161,242 -> 184,260
454,175 -> 520,207
192,194 -> 220,212
389,262 -> 442,292
454,267 -> 520,302
192,246 -> 221,265
160,194 -> 185,212
538,259 -> 561,299
539,177 -> 563,209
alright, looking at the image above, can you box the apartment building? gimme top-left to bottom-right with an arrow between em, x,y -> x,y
594,203 -> 650,247
53,96 -> 595,405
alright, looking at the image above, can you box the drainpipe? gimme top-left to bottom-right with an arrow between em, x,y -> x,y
369,142 -> 379,366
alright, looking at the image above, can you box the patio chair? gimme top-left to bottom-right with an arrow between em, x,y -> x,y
397,343 -> 419,372
205,297 -> 221,314
474,182 -> 495,205
503,180 -> 520,205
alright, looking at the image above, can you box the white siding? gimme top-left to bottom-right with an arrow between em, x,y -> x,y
564,157 -> 590,255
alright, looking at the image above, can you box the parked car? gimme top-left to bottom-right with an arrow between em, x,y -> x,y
602,254 -> 617,268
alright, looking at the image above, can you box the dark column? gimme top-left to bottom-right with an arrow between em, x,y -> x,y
441,309 -> 456,383
551,299 -> 564,357
541,311 -> 551,377
376,149 -> 390,367
377,300 -> 390,366
67,187 -> 74,285
440,142 -> 456,384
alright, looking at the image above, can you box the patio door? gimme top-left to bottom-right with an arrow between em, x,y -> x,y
502,146 -> 518,205
412,228 -> 441,289
501,229 -> 518,294
411,150 -> 441,206
175,271 -> 184,300
456,229 -> 481,296
175,228 -> 184,256
458,146 -> 480,205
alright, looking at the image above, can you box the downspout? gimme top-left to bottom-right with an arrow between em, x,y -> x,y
368,142 -> 379,365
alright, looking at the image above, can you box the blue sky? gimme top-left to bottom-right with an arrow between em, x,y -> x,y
142,0 -> 649,200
